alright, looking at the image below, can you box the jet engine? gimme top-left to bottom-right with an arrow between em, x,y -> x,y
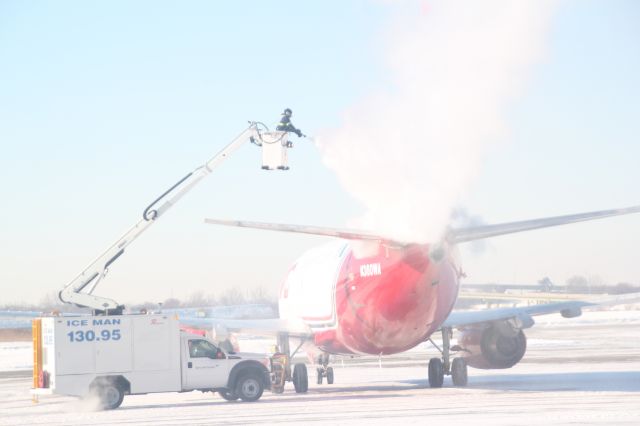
456,321 -> 527,369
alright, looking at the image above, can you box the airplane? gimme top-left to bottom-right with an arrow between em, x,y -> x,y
192,205 -> 640,391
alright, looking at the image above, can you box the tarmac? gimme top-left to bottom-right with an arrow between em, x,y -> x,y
1,310 -> 639,425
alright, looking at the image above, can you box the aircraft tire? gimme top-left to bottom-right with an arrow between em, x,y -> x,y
293,363 -> 308,393
428,358 -> 444,388
316,368 -> 323,385
326,367 -> 334,385
451,358 -> 468,387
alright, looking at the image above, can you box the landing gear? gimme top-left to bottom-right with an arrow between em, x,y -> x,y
316,366 -> 334,384
292,363 -> 308,393
427,327 -> 468,388
315,353 -> 334,385
272,332 -> 309,394
451,357 -> 468,386
428,358 -> 444,388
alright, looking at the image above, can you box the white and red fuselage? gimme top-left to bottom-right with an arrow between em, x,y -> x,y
278,240 -> 462,356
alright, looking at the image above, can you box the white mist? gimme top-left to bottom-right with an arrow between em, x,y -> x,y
318,0 -> 557,243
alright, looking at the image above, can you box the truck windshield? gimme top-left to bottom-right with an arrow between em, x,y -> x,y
188,339 -> 221,358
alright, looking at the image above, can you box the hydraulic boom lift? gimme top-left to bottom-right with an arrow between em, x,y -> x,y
58,122 -> 292,314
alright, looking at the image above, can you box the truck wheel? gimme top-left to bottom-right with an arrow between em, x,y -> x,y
96,383 -> 124,410
235,374 -> 264,402
218,390 -> 239,401
292,363 -> 308,393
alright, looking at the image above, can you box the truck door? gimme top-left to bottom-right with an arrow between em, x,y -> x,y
184,339 -> 230,390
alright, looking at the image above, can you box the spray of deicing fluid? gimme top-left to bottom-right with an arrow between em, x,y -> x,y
317,0 -> 557,244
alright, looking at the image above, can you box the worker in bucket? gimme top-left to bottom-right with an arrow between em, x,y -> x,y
277,108 -> 304,138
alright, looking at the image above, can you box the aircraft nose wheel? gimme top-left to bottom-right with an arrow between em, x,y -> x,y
428,327 -> 469,388
315,354 -> 334,385
317,366 -> 335,385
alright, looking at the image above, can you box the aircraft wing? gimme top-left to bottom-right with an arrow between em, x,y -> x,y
0,310 -> 81,329
0,310 -> 43,318
0,310 -> 43,329
449,205 -> 640,243
206,205 -> 640,246
160,304 -> 313,338
179,316 -> 314,338
204,218 -> 406,245
442,292 -> 640,329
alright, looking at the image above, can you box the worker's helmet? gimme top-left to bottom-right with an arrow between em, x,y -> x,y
284,108 -> 292,115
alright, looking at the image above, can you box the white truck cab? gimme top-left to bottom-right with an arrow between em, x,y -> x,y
31,314 -> 271,409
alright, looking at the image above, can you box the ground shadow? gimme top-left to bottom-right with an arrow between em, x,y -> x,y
403,370 -> 640,392
88,371 -> 640,412
118,392 -> 404,411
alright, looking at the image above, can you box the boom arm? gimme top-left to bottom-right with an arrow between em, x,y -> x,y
59,122 -> 263,312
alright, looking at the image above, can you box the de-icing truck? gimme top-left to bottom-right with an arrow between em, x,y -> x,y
31,314 -> 271,409
30,122 -> 298,409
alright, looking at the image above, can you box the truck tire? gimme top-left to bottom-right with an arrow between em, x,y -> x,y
218,390 -> 239,401
96,383 -> 124,410
234,373 -> 264,402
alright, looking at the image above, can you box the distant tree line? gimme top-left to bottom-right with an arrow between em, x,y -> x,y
0,286 -> 278,313
560,275 -> 640,295
3,277 -> 638,313
128,287 -> 278,312
454,276 -> 640,309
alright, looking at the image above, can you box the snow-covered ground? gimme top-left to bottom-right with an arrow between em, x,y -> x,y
0,343 -> 32,372
1,310 -> 639,425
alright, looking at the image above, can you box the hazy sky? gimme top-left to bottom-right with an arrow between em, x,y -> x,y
1,1 -> 639,305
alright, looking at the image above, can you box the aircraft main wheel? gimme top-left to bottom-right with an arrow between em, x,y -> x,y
428,358 -> 444,388
218,390 -> 239,401
292,363 -> 308,393
451,358 -> 468,387
317,368 -> 323,385
326,367 -> 334,385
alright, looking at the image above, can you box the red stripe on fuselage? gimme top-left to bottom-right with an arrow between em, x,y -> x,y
302,315 -> 333,321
